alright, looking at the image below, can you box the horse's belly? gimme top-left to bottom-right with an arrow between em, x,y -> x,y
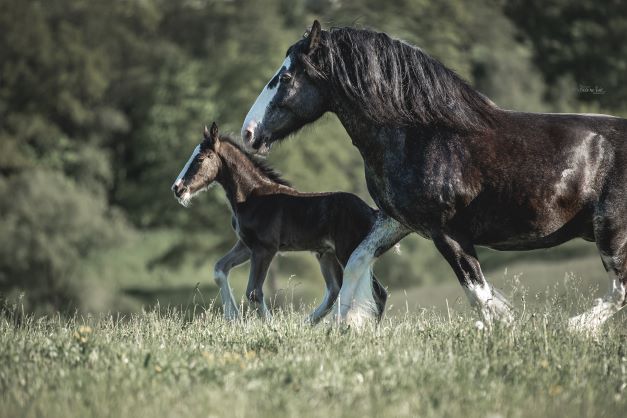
461,197 -> 594,250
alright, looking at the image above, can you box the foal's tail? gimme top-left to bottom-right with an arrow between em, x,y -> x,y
371,273 -> 388,321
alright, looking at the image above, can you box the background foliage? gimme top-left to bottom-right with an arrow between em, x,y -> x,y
1,0 -> 626,313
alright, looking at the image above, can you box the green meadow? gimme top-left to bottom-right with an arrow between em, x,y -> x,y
1,300 -> 625,418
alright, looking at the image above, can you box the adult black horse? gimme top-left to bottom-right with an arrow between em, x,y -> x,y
241,21 -> 626,331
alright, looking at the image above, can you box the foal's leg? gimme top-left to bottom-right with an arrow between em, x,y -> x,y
371,273 -> 388,321
214,240 -> 250,320
335,213 -> 409,327
568,195 -> 626,332
432,231 -> 514,327
307,252 -> 342,324
246,249 -> 275,319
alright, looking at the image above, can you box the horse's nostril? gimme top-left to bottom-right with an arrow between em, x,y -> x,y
244,129 -> 254,143
251,136 -> 263,150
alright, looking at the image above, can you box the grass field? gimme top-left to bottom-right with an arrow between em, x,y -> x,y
5,231 -> 625,417
1,300 -> 626,418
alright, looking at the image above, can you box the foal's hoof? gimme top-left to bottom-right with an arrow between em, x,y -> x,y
223,309 -> 241,322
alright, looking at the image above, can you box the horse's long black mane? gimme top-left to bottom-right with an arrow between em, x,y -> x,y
219,135 -> 292,187
302,27 -> 496,131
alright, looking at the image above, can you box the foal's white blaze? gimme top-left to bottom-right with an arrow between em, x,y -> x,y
172,144 -> 200,189
172,145 -> 201,207
241,56 -> 292,141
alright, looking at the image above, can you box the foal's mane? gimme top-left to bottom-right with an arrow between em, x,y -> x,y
219,135 -> 292,187
301,27 -> 496,131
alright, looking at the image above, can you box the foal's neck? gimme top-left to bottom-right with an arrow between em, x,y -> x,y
216,141 -> 293,208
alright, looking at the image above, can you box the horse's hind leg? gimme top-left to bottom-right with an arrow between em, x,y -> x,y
307,252 -> 342,324
569,196 -> 626,332
214,240 -> 251,320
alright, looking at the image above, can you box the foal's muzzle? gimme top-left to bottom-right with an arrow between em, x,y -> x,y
171,181 -> 187,199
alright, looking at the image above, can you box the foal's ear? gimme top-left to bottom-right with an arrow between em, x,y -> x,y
210,122 -> 219,141
307,20 -> 322,55
203,122 -> 220,148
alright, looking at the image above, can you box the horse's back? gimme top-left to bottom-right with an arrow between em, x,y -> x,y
500,110 -> 627,149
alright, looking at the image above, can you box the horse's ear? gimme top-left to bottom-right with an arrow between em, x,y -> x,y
307,20 -> 321,55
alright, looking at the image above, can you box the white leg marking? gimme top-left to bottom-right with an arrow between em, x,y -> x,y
568,254 -> 625,333
464,281 -> 514,327
333,216 -> 407,328
338,259 -> 377,328
241,56 -> 292,140
214,269 -> 240,321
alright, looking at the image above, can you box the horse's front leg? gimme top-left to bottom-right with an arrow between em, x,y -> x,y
335,213 -> 409,327
432,231 -> 514,328
246,249 -> 275,320
214,240 -> 250,320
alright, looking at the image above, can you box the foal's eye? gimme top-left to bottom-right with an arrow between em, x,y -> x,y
280,72 -> 292,83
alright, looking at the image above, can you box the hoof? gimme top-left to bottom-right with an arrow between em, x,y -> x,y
223,308 -> 241,322
474,320 -> 486,331
331,304 -> 377,329
567,314 -> 603,335
484,286 -> 515,326
568,299 -> 618,334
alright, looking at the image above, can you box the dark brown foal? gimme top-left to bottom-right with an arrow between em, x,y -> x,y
172,123 -> 392,323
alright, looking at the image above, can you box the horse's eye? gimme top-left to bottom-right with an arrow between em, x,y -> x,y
280,72 -> 292,83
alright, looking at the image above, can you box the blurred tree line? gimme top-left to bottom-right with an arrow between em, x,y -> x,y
1,0 -> 626,312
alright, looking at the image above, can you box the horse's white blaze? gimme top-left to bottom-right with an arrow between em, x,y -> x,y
241,56 -> 292,140
173,144 -> 201,189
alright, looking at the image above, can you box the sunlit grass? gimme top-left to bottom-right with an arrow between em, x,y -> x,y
1,298 -> 625,418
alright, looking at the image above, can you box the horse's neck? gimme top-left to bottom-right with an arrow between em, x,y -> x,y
217,145 -> 288,208
333,101 -> 392,159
